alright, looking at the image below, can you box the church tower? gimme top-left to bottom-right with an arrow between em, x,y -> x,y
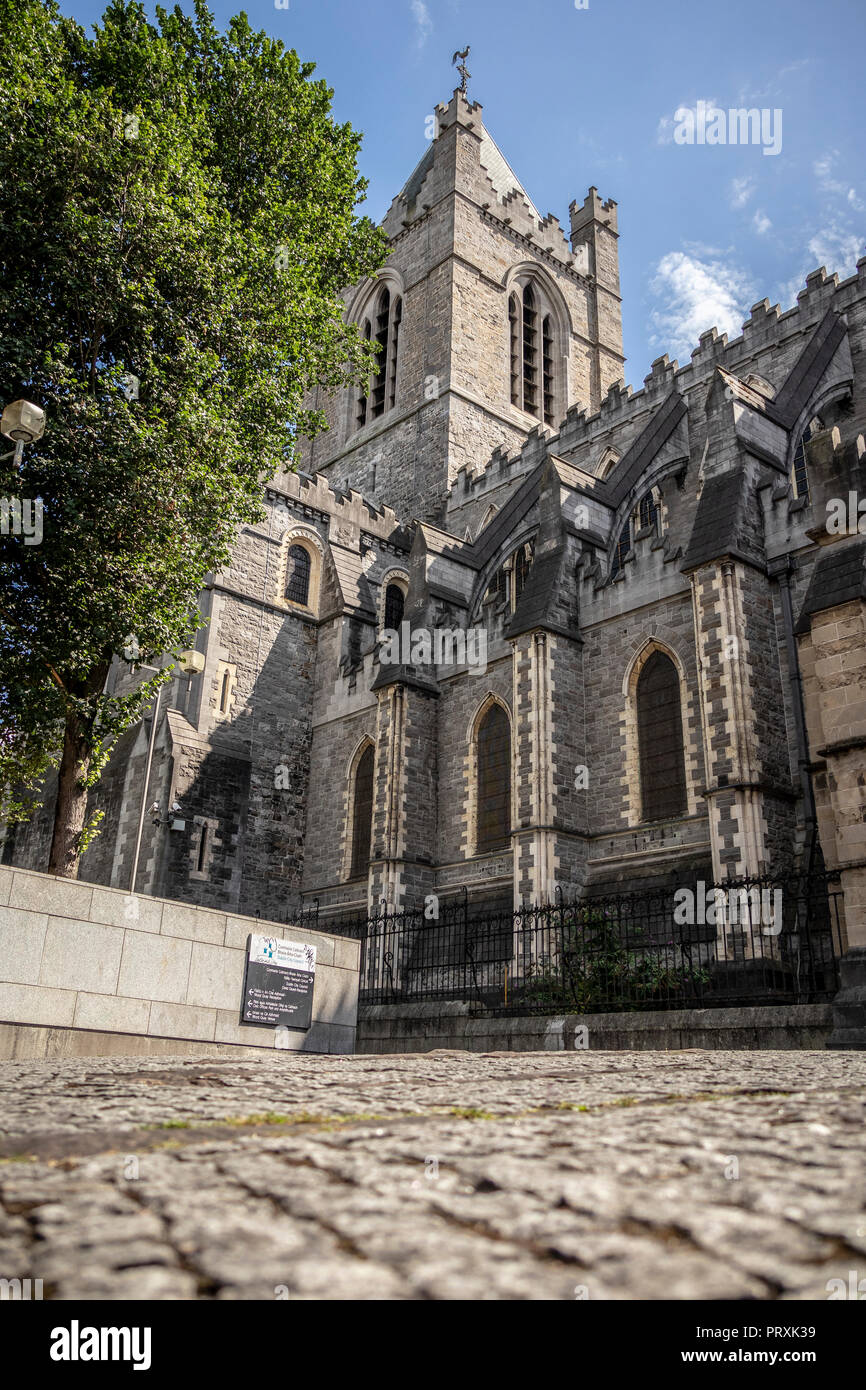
296,88 -> 624,525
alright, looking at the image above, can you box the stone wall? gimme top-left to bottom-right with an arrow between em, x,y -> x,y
357,1001 -> 832,1053
0,866 -> 360,1058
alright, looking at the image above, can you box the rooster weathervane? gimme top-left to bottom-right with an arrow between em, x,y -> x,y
452,46 -> 471,95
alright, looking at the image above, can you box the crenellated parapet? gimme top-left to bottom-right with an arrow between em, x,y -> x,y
269,469 -> 407,545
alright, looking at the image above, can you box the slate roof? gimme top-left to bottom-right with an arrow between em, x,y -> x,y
794,540 -> 866,633
604,391 -> 688,509
680,468 -> 749,572
329,544 -> 377,617
504,545 -> 576,640
773,310 -> 849,428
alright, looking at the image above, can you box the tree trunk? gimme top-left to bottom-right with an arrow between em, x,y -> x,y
48,712 -> 91,878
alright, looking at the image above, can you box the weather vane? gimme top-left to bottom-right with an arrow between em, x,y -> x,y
452,46 -> 471,96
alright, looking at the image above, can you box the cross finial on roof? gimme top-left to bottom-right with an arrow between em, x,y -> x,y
452,46 -> 471,95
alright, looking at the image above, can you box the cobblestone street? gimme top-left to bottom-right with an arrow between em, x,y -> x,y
1,1050 -> 865,1300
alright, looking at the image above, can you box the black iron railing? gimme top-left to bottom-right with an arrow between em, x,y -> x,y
321,873 -> 844,1015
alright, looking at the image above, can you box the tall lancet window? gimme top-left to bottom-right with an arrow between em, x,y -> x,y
356,320 -> 371,430
286,544 -> 311,606
521,283 -> 538,417
508,277 -> 557,426
476,703 -> 511,853
356,285 -> 402,431
637,651 -> 687,821
350,744 -> 375,879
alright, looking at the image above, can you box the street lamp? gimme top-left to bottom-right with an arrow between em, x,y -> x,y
1,399 -> 46,465
128,647 -> 206,893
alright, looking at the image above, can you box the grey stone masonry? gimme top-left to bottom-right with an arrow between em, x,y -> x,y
0,866 -> 360,1057
3,84 -> 865,1006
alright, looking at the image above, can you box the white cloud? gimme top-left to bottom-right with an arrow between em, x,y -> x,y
656,97 -> 716,146
814,150 -> 864,211
649,250 -> 754,359
729,175 -> 755,209
806,223 -> 864,276
410,0 -> 432,49
779,221 -> 865,308
752,210 -> 772,235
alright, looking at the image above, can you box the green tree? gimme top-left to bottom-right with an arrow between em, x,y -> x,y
0,0 -> 387,875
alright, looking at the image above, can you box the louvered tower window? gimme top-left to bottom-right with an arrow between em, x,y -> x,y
356,320 -> 371,429
286,545 -> 311,605
388,298 -> 402,411
542,316 -> 555,426
509,294 -> 521,406
637,651 -> 687,821
350,745 -> 375,879
476,704 -> 511,853
521,284 -> 538,417
509,282 -> 556,423
370,288 -> 391,418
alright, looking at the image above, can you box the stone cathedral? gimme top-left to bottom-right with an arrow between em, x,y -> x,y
6,87 -> 866,942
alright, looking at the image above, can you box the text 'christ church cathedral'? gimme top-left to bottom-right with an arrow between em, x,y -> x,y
8,85 -> 866,940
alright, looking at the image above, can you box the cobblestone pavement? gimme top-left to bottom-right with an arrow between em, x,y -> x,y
1,1050 -> 865,1300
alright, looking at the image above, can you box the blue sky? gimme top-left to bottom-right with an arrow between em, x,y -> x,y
62,0 -> 865,388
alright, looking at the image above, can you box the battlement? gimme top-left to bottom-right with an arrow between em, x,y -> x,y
569,186 -> 619,238
434,87 -> 484,131
272,469 -> 403,538
441,256 -> 865,517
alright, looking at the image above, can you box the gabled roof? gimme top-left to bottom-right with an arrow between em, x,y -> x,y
395,117 -> 541,222
680,468 -> 751,572
477,125 -> 542,222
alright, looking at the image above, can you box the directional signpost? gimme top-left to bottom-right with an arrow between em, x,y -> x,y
241,934 -> 317,1031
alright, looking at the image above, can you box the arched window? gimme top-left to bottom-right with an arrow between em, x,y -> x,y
610,519 -> 631,579
638,491 -> 659,533
384,582 -> 405,631
286,544 -> 311,606
350,744 -> 375,879
514,541 -> 534,604
791,416 -> 822,504
637,651 -> 687,821
522,284 -> 538,417
476,703 -> 511,853
484,565 -> 508,609
371,286 -> 390,417
542,316 -> 554,425
356,320 -> 371,430
611,488 -> 663,580
509,294 -> 521,407
508,278 -> 557,425
356,286 -> 402,431
388,297 -> 402,411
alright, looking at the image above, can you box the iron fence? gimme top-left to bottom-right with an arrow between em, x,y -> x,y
323,873 -> 844,1015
